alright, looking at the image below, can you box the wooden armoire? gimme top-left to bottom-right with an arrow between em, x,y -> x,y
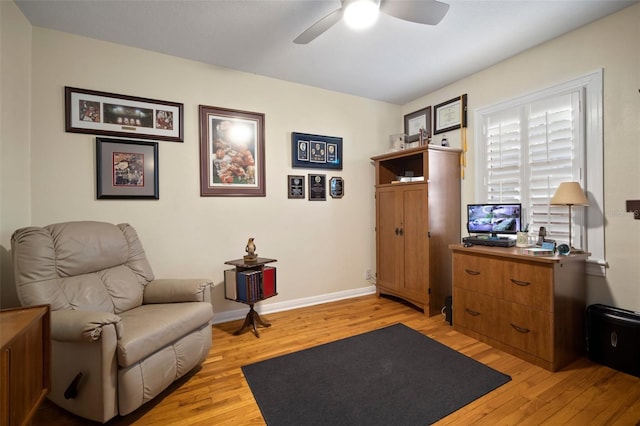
371,145 -> 461,316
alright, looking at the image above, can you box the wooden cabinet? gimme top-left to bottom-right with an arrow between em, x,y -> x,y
376,184 -> 429,307
372,146 -> 461,315
451,245 -> 588,371
1,305 -> 51,426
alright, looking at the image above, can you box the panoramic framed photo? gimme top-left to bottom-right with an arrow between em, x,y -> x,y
65,87 -> 183,142
199,105 -> 266,197
292,132 -> 342,170
404,106 -> 431,143
96,137 -> 159,199
434,94 -> 467,135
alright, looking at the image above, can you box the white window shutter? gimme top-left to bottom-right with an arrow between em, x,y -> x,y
528,92 -> 581,244
484,107 -> 522,203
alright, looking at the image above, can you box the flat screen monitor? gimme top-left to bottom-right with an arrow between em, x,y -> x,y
467,203 -> 522,236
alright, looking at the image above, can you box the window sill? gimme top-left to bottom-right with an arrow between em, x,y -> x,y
586,258 -> 608,277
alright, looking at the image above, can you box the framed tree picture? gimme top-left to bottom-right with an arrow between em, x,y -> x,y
199,105 -> 266,197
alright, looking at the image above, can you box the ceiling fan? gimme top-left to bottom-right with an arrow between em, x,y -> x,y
294,0 -> 450,44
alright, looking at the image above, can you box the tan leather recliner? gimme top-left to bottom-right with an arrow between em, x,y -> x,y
11,221 -> 214,423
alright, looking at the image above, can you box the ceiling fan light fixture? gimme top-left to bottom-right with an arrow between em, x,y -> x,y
343,0 -> 380,30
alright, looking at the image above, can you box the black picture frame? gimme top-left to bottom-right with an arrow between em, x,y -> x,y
292,132 -> 342,170
434,94 -> 468,135
96,137 -> 159,199
404,106 -> 431,143
65,87 -> 184,142
199,105 -> 266,197
308,174 -> 326,201
288,175 -> 305,199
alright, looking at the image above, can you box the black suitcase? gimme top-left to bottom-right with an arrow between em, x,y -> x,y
586,304 -> 640,378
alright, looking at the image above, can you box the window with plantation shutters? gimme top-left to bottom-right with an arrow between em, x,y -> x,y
475,71 -> 605,276
528,91 -> 582,244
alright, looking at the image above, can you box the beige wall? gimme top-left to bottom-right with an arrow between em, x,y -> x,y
403,3 -> 640,311
1,0 -> 32,308
1,11 -> 400,318
2,2 -> 638,315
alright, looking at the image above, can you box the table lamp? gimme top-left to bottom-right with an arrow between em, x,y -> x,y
550,182 -> 589,251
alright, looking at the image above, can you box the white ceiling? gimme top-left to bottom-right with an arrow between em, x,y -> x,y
15,0 -> 638,105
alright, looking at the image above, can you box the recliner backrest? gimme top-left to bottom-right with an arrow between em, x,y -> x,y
12,221 -> 155,313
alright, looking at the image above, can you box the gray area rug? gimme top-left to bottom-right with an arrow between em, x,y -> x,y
242,323 -> 511,425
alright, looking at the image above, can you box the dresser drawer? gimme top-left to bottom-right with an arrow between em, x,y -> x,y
502,261 -> 553,311
453,287 -> 498,336
452,253 -> 502,297
498,300 -> 552,361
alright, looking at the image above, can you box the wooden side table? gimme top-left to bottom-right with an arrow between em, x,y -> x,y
1,305 -> 51,426
224,257 -> 277,337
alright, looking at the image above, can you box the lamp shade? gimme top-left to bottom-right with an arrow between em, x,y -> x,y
550,182 -> 589,206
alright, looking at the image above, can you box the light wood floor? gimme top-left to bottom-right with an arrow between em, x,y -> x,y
33,295 -> 640,425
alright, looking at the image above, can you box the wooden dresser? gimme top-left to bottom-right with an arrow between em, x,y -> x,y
450,244 -> 588,371
1,305 -> 51,426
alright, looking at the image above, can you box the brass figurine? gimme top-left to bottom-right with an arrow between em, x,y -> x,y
244,237 -> 257,262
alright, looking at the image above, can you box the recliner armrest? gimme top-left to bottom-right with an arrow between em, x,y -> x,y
52,310 -> 123,342
143,279 -> 213,304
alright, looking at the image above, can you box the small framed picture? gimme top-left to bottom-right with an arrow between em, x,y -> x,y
96,137 -> 159,199
288,175 -> 305,199
308,174 -> 326,201
329,177 -> 344,199
404,106 -> 431,143
434,94 -> 467,134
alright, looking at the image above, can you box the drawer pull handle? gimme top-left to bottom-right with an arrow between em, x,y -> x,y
510,278 -> 531,287
464,269 -> 480,276
465,308 -> 481,316
510,323 -> 531,334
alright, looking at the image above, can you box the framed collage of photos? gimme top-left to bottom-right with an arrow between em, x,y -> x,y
65,87 -> 183,142
291,132 -> 342,170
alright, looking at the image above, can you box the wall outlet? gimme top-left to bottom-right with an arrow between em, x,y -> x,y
365,269 -> 376,281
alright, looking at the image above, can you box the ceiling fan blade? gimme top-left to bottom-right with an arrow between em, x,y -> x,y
294,8 -> 344,44
380,0 -> 449,25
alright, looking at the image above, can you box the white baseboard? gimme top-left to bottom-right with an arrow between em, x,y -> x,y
212,285 -> 377,325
